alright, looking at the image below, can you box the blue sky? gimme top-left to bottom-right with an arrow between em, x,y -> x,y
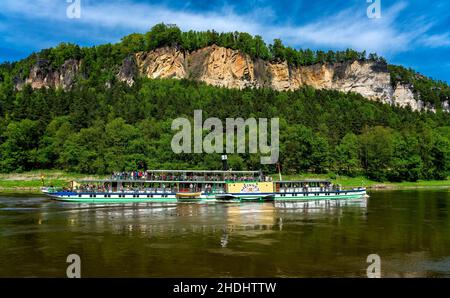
1,0 -> 450,82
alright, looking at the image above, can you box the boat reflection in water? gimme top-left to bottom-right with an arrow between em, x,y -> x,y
59,197 -> 368,247
220,197 -> 368,248
4,192 -> 450,278
274,197 -> 367,212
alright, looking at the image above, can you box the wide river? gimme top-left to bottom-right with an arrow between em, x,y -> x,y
1,190 -> 450,277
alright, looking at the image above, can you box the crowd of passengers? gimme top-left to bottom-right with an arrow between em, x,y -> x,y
110,171 -> 271,182
74,183 -> 220,193
279,183 -> 341,192
74,183 -> 341,194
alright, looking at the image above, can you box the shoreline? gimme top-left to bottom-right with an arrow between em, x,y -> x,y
1,185 -> 448,195
0,170 -> 449,194
0,186 -> 449,195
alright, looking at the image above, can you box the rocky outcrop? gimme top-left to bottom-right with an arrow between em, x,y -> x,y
293,61 -> 395,105
15,59 -> 80,90
117,56 -> 138,86
130,45 -> 434,111
391,83 -> 437,112
191,46 -> 256,89
14,45 -> 443,112
442,100 -> 450,112
136,47 -> 186,80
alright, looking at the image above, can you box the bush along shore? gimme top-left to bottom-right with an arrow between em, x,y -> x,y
0,171 -> 449,194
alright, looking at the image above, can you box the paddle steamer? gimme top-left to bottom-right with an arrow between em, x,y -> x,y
42,169 -> 367,203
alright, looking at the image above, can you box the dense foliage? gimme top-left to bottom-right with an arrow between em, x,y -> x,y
143,23 -> 385,66
0,77 -> 449,181
1,23 -> 447,106
1,23 -> 450,181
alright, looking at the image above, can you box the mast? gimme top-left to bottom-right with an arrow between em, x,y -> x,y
277,162 -> 282,181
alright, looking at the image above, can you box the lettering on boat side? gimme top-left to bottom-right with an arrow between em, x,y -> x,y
240,183 -> 260,193
366,254 -> 381,278
66,254 -> 81,278
171,110 -> 279,164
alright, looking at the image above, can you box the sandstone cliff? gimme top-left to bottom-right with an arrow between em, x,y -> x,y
15,45 -> 448,112
128,45 -> 441,112
15,58 -> 80,90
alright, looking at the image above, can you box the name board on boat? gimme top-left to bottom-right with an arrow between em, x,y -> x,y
227,182 -> 274,193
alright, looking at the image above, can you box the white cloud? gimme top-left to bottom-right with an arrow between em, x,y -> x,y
265,2 -> 426,54
0,0 -> 447,56
419,33 -> 450,48
0,0 -> 264,34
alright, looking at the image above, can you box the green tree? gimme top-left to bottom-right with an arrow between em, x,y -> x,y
0,119 -> 41,172
104,118 -> 141,172
359,126 -> 395,181
120,33 -> 146,53
334,133 -> 360,176
281,125 -> 329,174
145,23 -> 182,51
389,133 -> 422,181
270,39 -> 285,61
37,116 -> 74,168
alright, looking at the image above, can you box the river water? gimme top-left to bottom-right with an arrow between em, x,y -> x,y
1,190 -> 449,277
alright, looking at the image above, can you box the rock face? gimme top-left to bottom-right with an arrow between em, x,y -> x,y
15,45 -> 442,112
135,47 -> 186,80
191,46 -> 256,89
442,100 -> 450,112
15,59 -> 80,90
131,45 -> 431,111
294,61 -> 394,104
393,83 -> 424,111
117,56 -> 138,86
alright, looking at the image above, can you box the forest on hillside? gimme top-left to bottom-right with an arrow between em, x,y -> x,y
0,24 -> 450,182
1,23 -> 449,107
0,78 -> 449,182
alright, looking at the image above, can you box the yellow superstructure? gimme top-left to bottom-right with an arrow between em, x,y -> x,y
227,182 -> 274,193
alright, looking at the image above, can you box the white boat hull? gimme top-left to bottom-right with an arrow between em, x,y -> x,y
43,188 -> 367,203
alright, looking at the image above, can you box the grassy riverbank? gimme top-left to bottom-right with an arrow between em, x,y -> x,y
0,170 -> 449,194
0,170 -> 103,193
